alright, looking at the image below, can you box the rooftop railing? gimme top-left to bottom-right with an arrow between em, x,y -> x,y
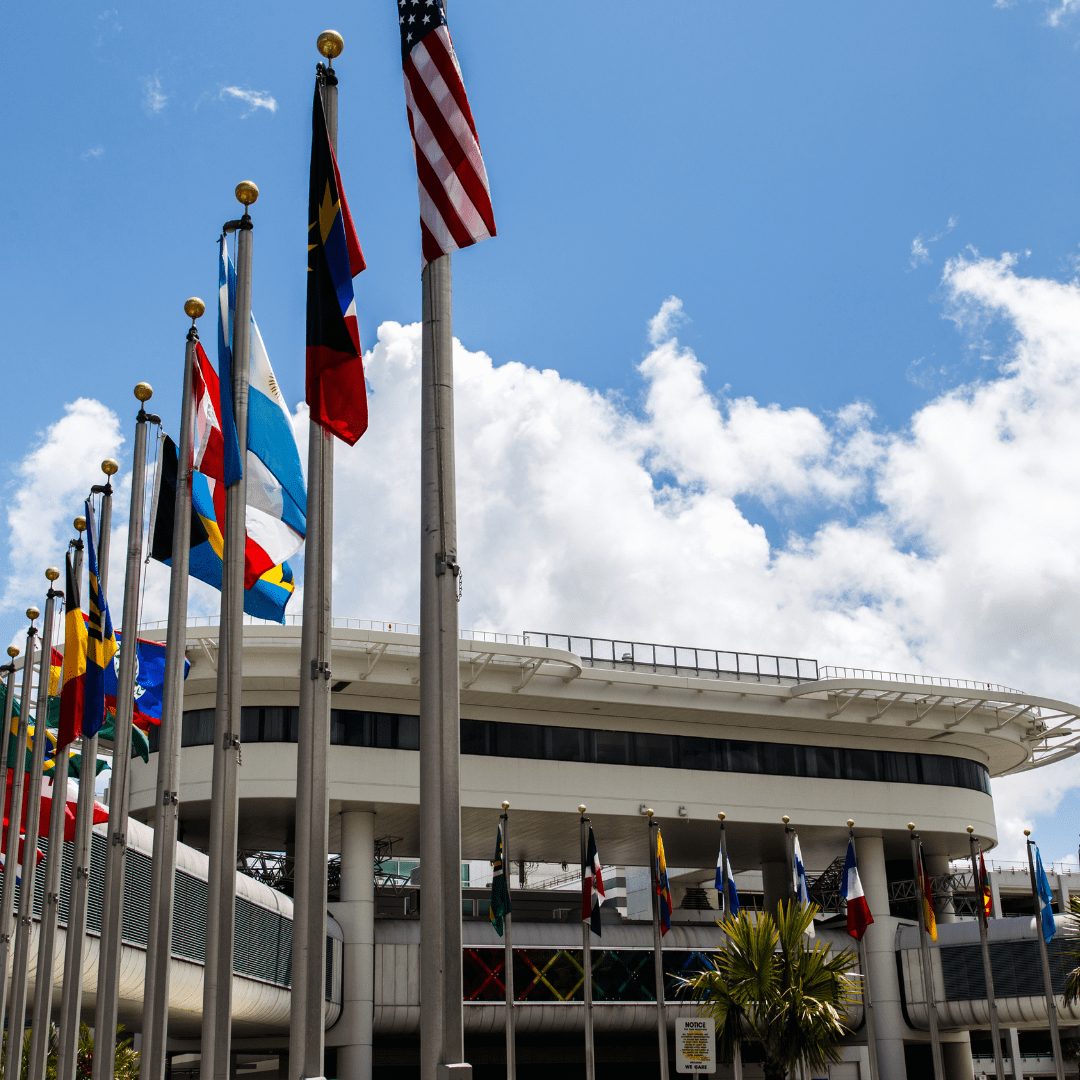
819,665 -> 1023,695
523,633 -> 819,685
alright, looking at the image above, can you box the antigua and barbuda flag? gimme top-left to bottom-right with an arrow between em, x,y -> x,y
792,832 -> 815,937
715,849 -> 741,917
215,251 -> 307,586
308,82 -> 368,445
841,837 -> 873,941
82,500 -> 118,740
582,825 -> 606,937
151,435 -> 296,624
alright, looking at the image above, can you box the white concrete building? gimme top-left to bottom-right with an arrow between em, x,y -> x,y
125,620 -> 1080,1079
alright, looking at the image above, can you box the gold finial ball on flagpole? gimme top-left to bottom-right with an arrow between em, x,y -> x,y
1024,829 -> 1032,837
718,812 -> 726,822
501,800 -> 510,810
235,181 -> 259,207
74,516 -> 86,534
318,30 -> 344,61
645,808 -> 654,818
847,819 -> 855,828
102,458 -> 119,477
908,823 -> 916,832
7,646 -> 19,658
578,804 -> 586,814
966,825 -> 974,835
134,383 -> 153,403
45,567 -> 60,582
782,815 -> 790,825
185,297 -> 206,321
26,607 -> 39,622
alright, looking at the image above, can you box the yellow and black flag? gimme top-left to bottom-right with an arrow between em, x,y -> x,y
57,551 -> 87,750
82,499 -> 117,740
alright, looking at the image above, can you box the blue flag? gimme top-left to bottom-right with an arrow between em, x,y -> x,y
1034,846 -> 1056,943
82,500 -> 118,739
217,237 -> 243,488
714,848 -> 741,917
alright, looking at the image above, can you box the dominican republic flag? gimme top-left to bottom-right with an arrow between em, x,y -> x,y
307,80 -> 368,445
399,0 -> 496,267
216,245 -> 307,587
582,825 -> 606,936
792,832 -> 815,937
151,436 -> 297,623
841,838 -> 873,940
715,848 -> 741,917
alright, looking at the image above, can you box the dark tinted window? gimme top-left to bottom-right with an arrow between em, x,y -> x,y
169,708 -> 990,795
634,733 -> 676,769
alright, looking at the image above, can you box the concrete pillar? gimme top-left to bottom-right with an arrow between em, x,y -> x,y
1007,1027 -> 1022,1080
329,810 -> 375,1080
990,873 -> 1022,1080
856,835 -> 908,1080
761,861 -> 790,915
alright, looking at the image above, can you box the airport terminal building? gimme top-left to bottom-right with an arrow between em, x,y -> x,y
86,620 -> 1080,1078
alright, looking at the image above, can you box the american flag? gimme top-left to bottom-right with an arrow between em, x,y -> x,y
582,825 -> 606,936
399,0 -> 496,267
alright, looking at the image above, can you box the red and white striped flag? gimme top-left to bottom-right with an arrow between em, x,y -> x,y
399,0 -> 496,267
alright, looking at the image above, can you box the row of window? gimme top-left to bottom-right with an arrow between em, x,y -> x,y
146,707 -> 992,794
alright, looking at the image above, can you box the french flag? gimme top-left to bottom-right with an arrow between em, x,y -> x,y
842,837 -> 874,941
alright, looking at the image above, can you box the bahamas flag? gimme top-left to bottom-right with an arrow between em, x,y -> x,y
307,82 -> 368,445
656,827 -> 672,936
151,435 -> 295,623
83,500 -> 118,739
57,551 -> 87,750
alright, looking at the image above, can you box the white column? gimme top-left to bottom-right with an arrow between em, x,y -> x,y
990,874 -> 1022,1080
856,836 -> 908,1080
330,810 -> 375,1080
760,861 -> 790,915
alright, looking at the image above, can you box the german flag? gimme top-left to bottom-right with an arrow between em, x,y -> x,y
307,81 -> 368,445
57,552 -> 86,750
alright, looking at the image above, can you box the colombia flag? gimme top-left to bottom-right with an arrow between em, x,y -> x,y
307,79 -> 368,445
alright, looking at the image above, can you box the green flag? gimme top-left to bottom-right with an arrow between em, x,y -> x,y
489,821 -> 512,937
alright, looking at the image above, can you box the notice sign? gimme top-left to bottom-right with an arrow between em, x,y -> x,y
676,1017 -> 715,1074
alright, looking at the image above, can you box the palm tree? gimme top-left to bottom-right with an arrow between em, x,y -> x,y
1064,895 -> 1080,1006
681,901 -> 861,1080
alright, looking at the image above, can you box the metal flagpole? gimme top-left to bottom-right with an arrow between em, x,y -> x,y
93,383 -> 157,1080
202,182 -> 257,1080
645,810 -> 669,1080
57,465 -> 116,1080
907,825 -> 944,1080
718,814 -> 743,1080
0,649 -> 20,868
6,572 -> 61,1080
579,805 -> 594,1080
29,532 -> 83,1080
848,822 -> 879,1080
140,299 -> 203,1080
782,815 -> 795,912
501,801 -> 515,1080
1025,831 -> 1065,1080
0,609 -> 40,1041
966,827 -> 1004,1080
291,33 -> 342,1080
418,246 -> 467,1080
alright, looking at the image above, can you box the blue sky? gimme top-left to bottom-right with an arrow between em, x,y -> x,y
3,0 -> 1080,861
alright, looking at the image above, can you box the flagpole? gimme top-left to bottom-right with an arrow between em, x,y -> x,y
141,299 -> 203,1080
717,813 -> 742,1080
782,815 -> 795,913
57,465 -> 116,1080
0,648 -> 20,868
645,810 -> 669,1080
54,509 -> 91,1080
418,245 -> 466,1080
964,828 -> 1004,1080
0,608 -> 40,1036
1025,831 -> 1065,1080
29,530 -> 83,1080
291,35 -> 342,1080
847,822 -> 879,1080
203,182 -> 257,1080
907,825 -> 944,1080
500,801 -> 515,1080
93,383 -> 157,1080
579,805 -> 595,1080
